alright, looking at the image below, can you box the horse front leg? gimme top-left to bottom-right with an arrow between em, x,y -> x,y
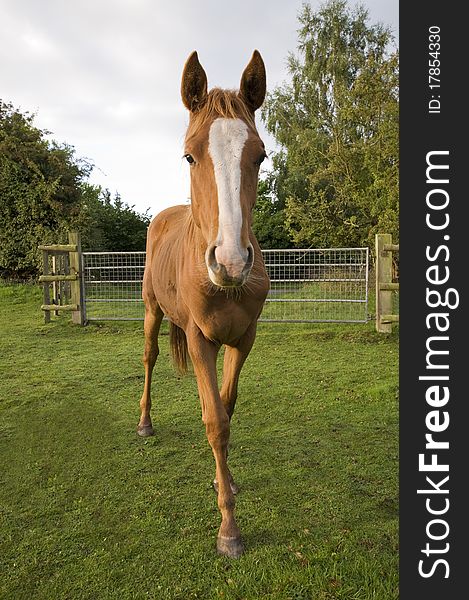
212,321 -> 257,495
137,299 -> 164,437
187,325 -> 243,558
220,321 -> 257,419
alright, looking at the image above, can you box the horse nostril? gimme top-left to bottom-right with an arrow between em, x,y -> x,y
207,244 -> 220,272
245,244 -> 254,269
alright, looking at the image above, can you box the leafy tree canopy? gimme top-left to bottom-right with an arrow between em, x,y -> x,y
261,0 -> 399,249
0,100 -> 150,278
78,186 -> 150,252
252,175 -> 291,249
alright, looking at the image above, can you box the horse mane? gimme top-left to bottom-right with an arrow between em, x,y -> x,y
185,88 -> 257,142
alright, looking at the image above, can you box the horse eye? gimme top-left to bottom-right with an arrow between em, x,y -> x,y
184,154 -> 195,165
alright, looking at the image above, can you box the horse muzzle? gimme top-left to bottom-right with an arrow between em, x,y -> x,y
206,243 -> 254,288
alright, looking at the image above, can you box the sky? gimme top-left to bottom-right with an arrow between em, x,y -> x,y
1,0 -> 398,218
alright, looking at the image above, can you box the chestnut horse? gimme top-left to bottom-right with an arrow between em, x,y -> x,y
137,50 -> 270,558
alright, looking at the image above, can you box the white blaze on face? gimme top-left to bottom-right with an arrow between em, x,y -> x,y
208,118 -> 249,270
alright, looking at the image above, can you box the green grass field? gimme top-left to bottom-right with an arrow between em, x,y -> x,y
0,283 -> 399,600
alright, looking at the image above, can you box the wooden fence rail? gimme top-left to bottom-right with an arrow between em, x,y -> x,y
38,231 -> 85,325
375,233 -> 400,333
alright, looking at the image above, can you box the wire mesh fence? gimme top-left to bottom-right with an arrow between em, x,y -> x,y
82,247 -> 369,323
82,252 -> 146,321
262,248 -> 369,322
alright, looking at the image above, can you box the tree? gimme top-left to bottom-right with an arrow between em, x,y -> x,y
0,101 -> 150,277
252,174 -> 291,249
78,186 -> 150,252
262,0 -> 399,249
0,100 -> 92,277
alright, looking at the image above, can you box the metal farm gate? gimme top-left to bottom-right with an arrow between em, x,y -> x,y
82,248 -> 369,323
261,248 -> 369,322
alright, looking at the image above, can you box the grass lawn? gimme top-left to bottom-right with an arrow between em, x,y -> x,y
0,283 -> 399,600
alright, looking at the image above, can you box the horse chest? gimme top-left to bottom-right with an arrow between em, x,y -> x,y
193,301 -> 254,345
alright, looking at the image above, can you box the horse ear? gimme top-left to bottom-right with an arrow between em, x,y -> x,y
239,50 -> 266,112
181,51 -> 208,112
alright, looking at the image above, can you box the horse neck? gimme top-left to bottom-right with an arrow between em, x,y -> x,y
182,210 -> 208,260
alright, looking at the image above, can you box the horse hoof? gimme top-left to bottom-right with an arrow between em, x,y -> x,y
137,425 -> 155,437
213,479 -> 239,495
217,535 -> 244,559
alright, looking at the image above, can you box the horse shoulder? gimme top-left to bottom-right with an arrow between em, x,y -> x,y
148,205 -> 188,246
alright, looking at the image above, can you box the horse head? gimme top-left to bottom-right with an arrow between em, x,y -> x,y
181,50 -> 267,288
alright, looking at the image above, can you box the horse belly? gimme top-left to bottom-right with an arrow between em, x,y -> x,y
147,221 -> 187,326
150,258 -> 184,325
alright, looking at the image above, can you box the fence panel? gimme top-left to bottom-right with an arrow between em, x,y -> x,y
82,252 -> 146,321
82,248 -> 369,323
262,248 -> 369,323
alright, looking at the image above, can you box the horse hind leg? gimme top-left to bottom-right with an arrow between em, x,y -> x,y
137,299 -> 164,437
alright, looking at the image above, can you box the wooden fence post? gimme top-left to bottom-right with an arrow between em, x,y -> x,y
39,232 -> 85,324
64,253 -> 71,306
52,254 -> 59,316
68,231 -> 85,325
375,233 -> 400,333
42,250 -> 51,324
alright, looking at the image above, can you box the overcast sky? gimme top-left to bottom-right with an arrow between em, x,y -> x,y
1,0 -> 398,218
